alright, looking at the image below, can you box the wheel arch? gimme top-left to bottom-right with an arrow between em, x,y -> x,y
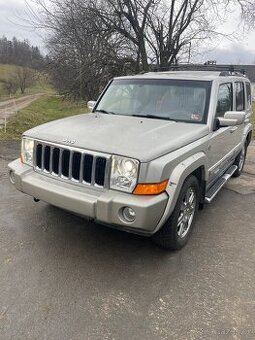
243,123 -> 252,146
246,130 -> 252,146
154,152 -> 208,233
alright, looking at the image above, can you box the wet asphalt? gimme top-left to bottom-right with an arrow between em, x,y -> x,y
0,141 -> 255,340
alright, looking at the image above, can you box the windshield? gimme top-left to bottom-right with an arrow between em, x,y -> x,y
96,79 -> 211,123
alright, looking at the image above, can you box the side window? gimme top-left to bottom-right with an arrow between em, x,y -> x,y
246,82 -> 252,109
235,82 -> 245,111
216,83 -> 232,117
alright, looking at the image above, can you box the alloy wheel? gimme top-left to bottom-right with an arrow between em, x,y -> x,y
177,187 -> 197,238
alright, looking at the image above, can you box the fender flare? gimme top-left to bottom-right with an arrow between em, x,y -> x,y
154,152 -> 208,233
243,123 -> 252,146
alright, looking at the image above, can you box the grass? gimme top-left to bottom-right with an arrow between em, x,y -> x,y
0,64 -> 17,79
0,64 -> 54,101
0,95 -> 87,140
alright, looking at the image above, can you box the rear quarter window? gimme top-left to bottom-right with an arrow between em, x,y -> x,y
245,82 -> 252,109
235,82 -> 245,111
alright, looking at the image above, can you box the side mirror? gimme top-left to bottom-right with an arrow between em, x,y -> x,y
218,111 -> 245,127
87,100 -> 96,112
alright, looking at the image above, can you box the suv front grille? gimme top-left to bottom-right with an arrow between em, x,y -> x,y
34,141 -> 110,188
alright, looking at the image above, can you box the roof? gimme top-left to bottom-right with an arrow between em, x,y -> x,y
116,70 -> 247,82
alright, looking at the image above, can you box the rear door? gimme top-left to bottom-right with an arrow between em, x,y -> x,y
233,81 -> 246,145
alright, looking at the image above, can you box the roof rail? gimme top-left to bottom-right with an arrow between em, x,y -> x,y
219,70 -> 246,77
151,64 -> 247,77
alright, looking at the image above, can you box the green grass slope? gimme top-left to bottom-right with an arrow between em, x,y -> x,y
0,64 -> 54,100
0,95 -> 87,140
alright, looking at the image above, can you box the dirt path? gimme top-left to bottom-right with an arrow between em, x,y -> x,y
0,94 -> 42,120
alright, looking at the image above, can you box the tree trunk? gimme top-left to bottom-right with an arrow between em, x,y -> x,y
139,40 -> 148,72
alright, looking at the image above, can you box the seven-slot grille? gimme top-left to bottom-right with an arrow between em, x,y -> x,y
34,142 -> 110,188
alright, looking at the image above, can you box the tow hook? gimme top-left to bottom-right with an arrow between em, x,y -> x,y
34,198 -> 40,202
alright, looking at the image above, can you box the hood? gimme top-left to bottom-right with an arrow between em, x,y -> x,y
24,113 -> 209,162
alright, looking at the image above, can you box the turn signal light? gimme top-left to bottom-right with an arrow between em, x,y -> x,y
133,179 -> 168,195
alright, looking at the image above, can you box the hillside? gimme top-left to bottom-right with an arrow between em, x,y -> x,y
0,64 -> 53,100
0,64 -> 17,80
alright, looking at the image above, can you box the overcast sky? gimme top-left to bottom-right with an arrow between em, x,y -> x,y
1,0 -> 255,64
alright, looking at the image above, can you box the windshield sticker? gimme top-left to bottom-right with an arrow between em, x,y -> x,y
191,112 -> 201,121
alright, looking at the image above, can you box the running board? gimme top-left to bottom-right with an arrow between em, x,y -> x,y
205,165 -> 238,203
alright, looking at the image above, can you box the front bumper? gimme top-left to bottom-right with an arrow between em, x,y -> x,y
8,159 -> 168,235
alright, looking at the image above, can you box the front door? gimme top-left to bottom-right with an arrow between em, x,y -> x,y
207,82 -> 236,184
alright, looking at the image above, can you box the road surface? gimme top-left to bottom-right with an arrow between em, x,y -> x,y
0,141 -> 255,340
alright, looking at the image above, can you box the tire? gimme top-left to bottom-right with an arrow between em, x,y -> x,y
152,175 -> 199,250
232,143 -> 247,177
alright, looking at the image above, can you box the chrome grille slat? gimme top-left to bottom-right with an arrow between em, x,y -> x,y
68,151 -> 73,180
91,156 -> 96,186
34,141 -> 110,189
104,158 -> 111,189
79,154 -> 84,183
58,149 -> 63,177
49,147 -> 53,173
41,145 -> 45,171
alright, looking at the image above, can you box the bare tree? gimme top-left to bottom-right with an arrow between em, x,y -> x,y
15,67 -> 36,94
89,0 -> 159,71
2,77 -> 19,96
25,0 -> 253,100
146,0 -> 208,66
237,0 -> 255,27
90,0 -> 232,69
26,0 -> 138,100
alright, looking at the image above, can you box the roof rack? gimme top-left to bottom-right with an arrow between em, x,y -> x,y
151,64 -> 247,77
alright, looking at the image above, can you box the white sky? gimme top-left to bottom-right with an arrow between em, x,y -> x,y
0,0 -> 44,47
0,0 -> 255,63
196,5 -> 255,64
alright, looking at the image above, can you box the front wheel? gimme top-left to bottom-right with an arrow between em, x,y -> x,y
152,175 -> 199,250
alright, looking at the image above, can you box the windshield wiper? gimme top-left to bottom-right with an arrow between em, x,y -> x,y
132,114 -> 175,121
95,109 -> 116,115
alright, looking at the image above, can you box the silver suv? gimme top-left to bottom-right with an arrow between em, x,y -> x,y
8,70 -> 253,250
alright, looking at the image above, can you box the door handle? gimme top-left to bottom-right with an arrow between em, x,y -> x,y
230,127 -> 238,133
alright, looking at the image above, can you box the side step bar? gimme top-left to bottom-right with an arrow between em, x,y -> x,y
205,165 -> 238,203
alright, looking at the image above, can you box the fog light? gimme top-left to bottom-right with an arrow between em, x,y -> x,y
9,170 -> 15,184
122,206 -> 136,222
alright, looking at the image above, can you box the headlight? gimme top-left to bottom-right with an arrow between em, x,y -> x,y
21,138 -> 34,166
110,155 -> 139,193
